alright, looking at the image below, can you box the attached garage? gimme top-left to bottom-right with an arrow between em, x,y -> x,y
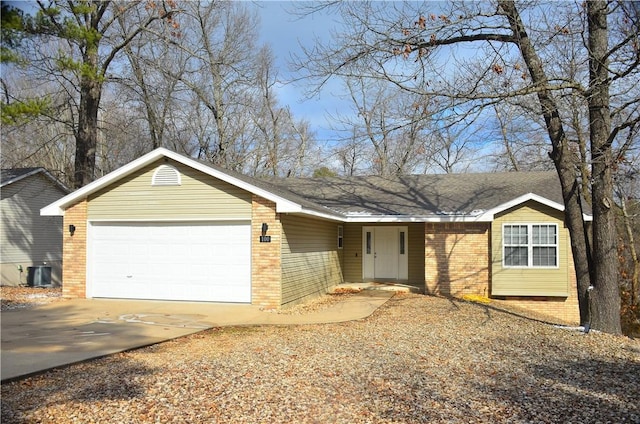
41,149 -> 331,309
89,221 -> 251,302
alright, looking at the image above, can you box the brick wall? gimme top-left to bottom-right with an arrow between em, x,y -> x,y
62,200 -> 87,298
425,222 -> 490,297
251,195 -> 282,309
423,221 -> 579,324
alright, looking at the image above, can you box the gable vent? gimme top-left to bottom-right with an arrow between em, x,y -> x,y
152,164 -> 181,186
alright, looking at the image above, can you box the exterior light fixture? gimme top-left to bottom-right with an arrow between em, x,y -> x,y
260,223 -> 271,243
69,224 -> 76,236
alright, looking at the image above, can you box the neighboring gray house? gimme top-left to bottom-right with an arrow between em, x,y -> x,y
1,168 -> 70,286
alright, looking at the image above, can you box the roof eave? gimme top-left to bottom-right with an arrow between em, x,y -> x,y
343,214 -> 493,223
1,168 -> 42,187
41,148 -> 303,216
2,168 -> 70,195
481,192 -> 593,222
296,208 -> 345,222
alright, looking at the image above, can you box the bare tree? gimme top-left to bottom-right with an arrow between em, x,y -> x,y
1,54 -> 77,186
165,1 -> 259,168
294,1 -> 640,333
117,11 -> 187,151
15,1 -> 181,188
250,46 -> 319,177
488,103 -> 553,171
329,78 -> 433,175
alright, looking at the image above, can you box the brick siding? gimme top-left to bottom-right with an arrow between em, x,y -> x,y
251,195 -> 282,309
424,221 -> 580,325
62,200 -> 87,298
425,222 -> 490,297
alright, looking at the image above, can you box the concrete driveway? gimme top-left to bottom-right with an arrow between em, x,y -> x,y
1,291 -> 393,381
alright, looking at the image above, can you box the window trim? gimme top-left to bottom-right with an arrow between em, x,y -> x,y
337,225 -> 343,249
502,223 -> 559,269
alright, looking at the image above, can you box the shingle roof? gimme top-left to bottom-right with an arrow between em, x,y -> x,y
271,171 -> 564,217
39,147 -> 576,221
196,160 -> 345,219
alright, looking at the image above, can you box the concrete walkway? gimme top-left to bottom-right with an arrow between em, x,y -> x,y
1,290 -> 394,382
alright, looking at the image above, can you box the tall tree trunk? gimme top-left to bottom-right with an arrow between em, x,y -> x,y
498,0 -> 593,325
587,1 -> 621,334
74,49 -> 102,189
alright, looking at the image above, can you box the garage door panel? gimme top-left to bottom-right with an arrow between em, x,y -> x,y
90,222 -> 251,302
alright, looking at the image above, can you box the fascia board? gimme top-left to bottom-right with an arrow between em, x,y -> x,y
339,193 -> 577,223
2,168 -> 69,194
42,148 -> 302,216
481,192 -> 593,222
343,214 -> 493,223
482,193 -> 564,219
42,149 -> 168,216
295,208 -> 345,222
163,150 -> 302,213
1,168 -> 42,187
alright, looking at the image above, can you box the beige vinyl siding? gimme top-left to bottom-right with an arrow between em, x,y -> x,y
0,174 -> 66,286
88,159 -> 251,220
281,214 -> 343,305
342,223 -> 424,284
491,201 -> 570,297
342,223 -> 363,282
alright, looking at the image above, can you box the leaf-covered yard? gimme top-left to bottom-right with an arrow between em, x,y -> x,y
2,293 -> 639,423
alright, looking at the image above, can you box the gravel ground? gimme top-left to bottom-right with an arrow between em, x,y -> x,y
2,290 -> 639,423
0,286 -> 67,311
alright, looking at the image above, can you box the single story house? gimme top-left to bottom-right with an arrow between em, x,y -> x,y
1,168 -> 70,286
42,148 -> 588,324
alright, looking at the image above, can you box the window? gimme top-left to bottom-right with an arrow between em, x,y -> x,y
337,226 -> 343,249
503,224 -> 558,268
366,231 -> 372,254
399,231 -> 405,255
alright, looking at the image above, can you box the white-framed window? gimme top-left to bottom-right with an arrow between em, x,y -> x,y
503,223 -> 558,268
337,225 -> 344,249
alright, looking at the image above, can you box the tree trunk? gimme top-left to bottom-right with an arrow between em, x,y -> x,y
74,64 -> 102,189
498,0 -> 593,325
587,1 -> 621,334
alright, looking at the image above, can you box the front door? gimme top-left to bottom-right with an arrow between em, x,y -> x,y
363,226 -> 408,280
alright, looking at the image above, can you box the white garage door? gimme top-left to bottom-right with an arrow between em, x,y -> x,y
89,221 -> 251,302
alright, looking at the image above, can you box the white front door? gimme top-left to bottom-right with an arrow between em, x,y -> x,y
363,226 -> 408,280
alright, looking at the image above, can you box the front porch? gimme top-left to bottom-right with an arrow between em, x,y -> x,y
331,281 -> 423,294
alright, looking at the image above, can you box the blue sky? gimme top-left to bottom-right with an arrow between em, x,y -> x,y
253,1 -> 351,144
8,0 -> 348,143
